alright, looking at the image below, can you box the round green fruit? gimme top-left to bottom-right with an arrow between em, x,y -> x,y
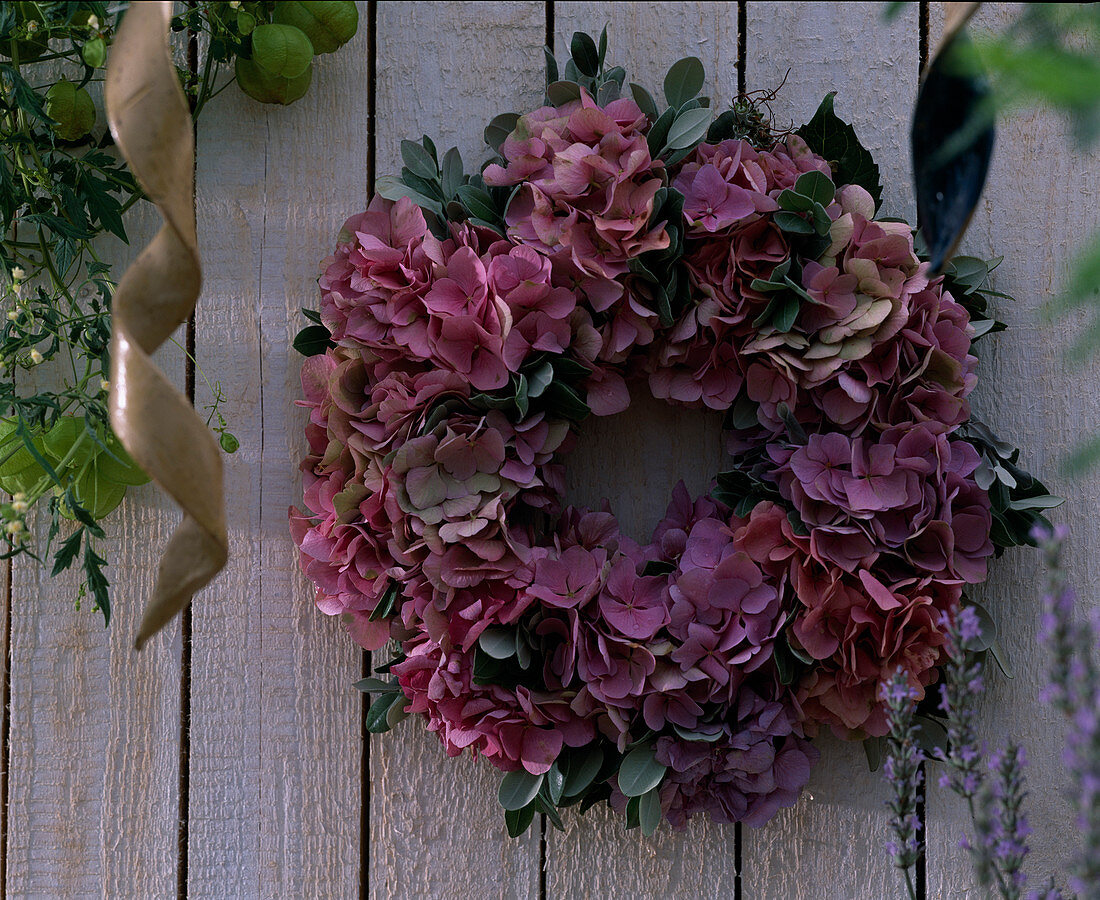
235,56 -> 313,105
249,23 -> 314,78
46,79 -> 97,141
272,1 -> 358,55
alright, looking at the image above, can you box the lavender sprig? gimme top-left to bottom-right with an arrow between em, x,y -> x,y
882,669 -> 925,900
1036,525 -> 1100,895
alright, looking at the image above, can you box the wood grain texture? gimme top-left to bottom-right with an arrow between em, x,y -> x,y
739,4 -> 921,898
4,199 -> 183,898
544,5 -> 738,896
187,13 -> 372,898
367,4 -> 545,898
924,4 -> 1100,895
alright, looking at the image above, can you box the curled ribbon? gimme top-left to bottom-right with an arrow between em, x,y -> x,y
105,1 -> 227,650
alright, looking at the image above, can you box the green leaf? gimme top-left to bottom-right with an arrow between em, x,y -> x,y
505,803 -> 537,838
51,528 -> 83,577
561,745 -> 604,797
400,139 -> 438,182
293,324 -> 332,357
914,715 -> 949,757
546,761 -> 566,805
774,211 -> 814,235
543,46 -> 558,85
543,381 -> 590,421
863,736 -> 885,773
83,541 -> 110,625
499,769 -> 544,811
484,113 -> 519,154
525,361 -> 554,399
629,83 -> 658,120
662,107 -> 712,153
455,184 -> 499,223
663,56 -> 705,109
353,676 -> 397,694
376,175 -> 442,216
365,691 -> 403,733
478,627 -> 517,660
441,147 -> 464,199
570,31 -> 599,77
1006,494 -> 1064,511
617,743 -> 666,797
796,92 -> 882,210
547,80 -> 582,107
638,786 -> 662,836
250,23 -> 315,78
794,170 -> 835,206
646,106 -> 677,158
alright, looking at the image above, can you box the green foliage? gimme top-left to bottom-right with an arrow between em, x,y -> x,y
0,1 -> 349,622
797,92 -> 883,211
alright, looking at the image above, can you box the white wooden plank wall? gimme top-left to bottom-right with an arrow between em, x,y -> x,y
0,3 -> 1095,898
924,4 -> 1100,896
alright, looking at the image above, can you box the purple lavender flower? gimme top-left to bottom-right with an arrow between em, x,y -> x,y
882,668 -> 925,899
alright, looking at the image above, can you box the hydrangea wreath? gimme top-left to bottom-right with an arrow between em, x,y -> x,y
290,33 -> 1058,836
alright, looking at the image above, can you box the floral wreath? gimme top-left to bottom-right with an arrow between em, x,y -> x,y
290,32 -> 1056,836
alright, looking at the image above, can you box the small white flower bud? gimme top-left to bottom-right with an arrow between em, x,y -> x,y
29,349 -> 43,365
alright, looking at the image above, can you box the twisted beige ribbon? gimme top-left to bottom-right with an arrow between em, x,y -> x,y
105,1 -> 227,650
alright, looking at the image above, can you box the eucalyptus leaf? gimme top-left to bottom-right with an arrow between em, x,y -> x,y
618,743 -> 666,797
662,106 -> 712,153
630,82 -> 659,120
499,769 -> 544,811
505,802 -> 537,837
441,147 -> 464,199
638,786 -> 662,836
561,745 -> 604,797
547,80 -> 583,107
479,626 -> 518,660
365,692 -> 402,733
794,170 -> 835,205
400,139 -> 438,181
664,56 -> 705,109
485,112 -> 519,154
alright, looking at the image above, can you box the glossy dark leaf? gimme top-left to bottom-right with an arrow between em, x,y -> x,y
911,31 -> 995,273
797,92 -> 882,210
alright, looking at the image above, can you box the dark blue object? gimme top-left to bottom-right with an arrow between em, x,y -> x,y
912,31 -> 995,273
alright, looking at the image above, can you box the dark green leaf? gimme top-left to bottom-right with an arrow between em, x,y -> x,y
365,691 -> 403,733
505,803 -> 537,838
51,528 -> 83,577
570,31 -> 599,77
774,211 -> 814,235
293,324 -> 332,357
797,92 -> 883,211
561,745 -> 605,797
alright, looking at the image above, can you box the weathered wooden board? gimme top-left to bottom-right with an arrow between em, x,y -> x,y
367,4 -> 545,898
924,4 -> 1100,895
187,14 -> 372,898
3,3 -> 1097,897
4,203 -> 183,897
739,4 -> 921,898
